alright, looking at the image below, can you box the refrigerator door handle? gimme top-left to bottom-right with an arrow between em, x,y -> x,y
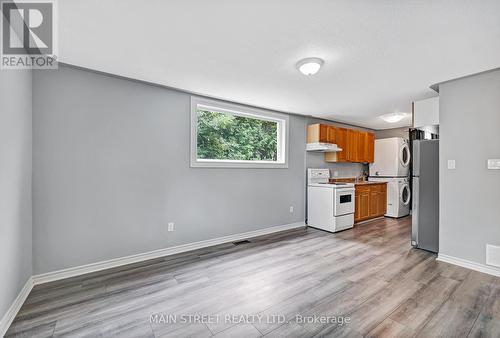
411,177 -> 419,247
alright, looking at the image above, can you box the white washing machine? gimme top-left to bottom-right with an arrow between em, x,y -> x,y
369,138 -> 411,177
369,177 -> 411,218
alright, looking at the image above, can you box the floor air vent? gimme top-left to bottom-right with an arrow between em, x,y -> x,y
486,244 -> 500,268
233,240 -> 251,245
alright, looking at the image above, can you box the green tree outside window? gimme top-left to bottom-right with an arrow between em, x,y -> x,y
197,110 -> 278,161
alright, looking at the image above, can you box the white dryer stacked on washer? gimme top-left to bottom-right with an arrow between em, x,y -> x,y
369,137 -> 411,218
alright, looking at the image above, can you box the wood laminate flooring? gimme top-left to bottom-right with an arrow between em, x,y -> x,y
6,216 -> 500,337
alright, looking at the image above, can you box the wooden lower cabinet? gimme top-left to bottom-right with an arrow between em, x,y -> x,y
354,183 -> 387,223
369,190 -> 379,217
378,186 -> 387,215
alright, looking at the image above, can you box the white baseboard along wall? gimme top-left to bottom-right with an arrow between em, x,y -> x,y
0,222 -> 305,336
32,222 -> 306,284
0,278 -> 34,338
437,253 -> 500,278
3,223 -> 499,337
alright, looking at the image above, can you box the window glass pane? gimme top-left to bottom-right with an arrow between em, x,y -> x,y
196,109 -> 278,161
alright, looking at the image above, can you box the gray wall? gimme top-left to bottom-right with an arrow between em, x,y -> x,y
439,69 -> 500,267
0,70 -> 33,318
375,127 -> 409,140
305,117 -> 370,178
32,65 -> 307,274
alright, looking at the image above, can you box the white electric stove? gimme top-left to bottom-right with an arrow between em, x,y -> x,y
307,169 -> 355,233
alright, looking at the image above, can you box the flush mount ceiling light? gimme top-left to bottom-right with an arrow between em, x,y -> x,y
296,57 -> 324,76
379,112 -> 409,123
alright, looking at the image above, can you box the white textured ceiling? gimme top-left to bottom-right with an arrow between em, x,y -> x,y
58,0 -> 500,129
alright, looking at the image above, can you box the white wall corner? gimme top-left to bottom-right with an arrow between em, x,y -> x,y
0,277 -> 34,337
2,222 -> 305,335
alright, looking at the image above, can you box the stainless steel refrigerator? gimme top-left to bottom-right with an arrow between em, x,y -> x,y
411,139 -> 439,253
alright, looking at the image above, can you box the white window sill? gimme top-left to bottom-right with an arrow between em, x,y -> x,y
190,159 -> 288,169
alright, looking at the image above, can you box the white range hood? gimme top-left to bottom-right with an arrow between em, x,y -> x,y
306,142 -> 342,152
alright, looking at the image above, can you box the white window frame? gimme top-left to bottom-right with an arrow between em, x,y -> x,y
190,96 -> 289,168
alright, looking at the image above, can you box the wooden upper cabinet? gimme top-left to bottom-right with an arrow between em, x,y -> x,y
357,132 -> 367,162
310,124 -> 375,164
366,132 -> 375,163
354,131 -> 375,163
327,126 -> 336,144
328,127 -> 347,162
307,123 -> 338,144
346,129 -> 359,162
306,124 -> 329,143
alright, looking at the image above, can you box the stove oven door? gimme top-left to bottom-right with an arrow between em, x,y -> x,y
334,188 -> 355,216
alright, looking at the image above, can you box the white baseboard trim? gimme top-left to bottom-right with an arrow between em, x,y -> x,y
32,222 -> 306,285
437,253 -> 500,277
0,277 -> 34,338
